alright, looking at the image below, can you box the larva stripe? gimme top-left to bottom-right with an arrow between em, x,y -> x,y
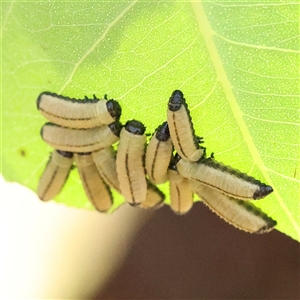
37,92 -> 121,128
139,182 -> 165,209
177,158 -> 273,200
116,121 -> 147,206
75,153 -> 112,212
92,147 -> 120,193
168,168 -> 194,215
145,122 -> 173,184
167,90 -> 204,162
37,150 -> 73,201
200,158 -> 273,199
192,182 -> 277,233
149,141 -> 160,180
41,122 -> 121,153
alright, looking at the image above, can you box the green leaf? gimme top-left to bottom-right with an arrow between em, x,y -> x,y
2,1 -> 299,241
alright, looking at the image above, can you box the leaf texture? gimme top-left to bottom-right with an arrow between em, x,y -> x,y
2,1 -> 299,241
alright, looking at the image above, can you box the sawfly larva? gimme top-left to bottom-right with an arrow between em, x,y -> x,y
192,181 -> 277,233
75,152 -> 113,212
177,157 -> 273,200
168,159 -> 194,215
145,121 -> 173,184
41,121 -> 122,153
92,147 -> 120,193
37,92 -> 121,128
116,120 -> 147,206
139,181 -> 165,209
37,150 -> 73,201
167,90 -> 205,161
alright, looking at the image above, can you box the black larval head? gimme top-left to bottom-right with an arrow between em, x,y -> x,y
125,120 -> 146,135
155,121 -> 170,141
168,153 -> 181,170
168,90 -> 185,111
108,120 -> 123,137
253,185 -> 274,200
106,99 -> 122,119
56,150 -> 74,158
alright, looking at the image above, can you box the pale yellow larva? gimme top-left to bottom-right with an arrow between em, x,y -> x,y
40,121 -> 122,153
139,181 -> 165,209
116,120 -> 147,206
167,90 -> 205,162
74,152 -> 113,212
145,121 -> 173,184
37,92 -> 121,128
168,161 -> 194,215
177,157 -> 273,200
37,150 -> 74,201
192,181 -> 277,233
92,147 -> 120,193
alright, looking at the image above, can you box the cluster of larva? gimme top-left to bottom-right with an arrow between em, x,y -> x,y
37,90 -> 277,234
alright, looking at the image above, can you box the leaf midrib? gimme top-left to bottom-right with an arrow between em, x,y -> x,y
191,1 -> 300,238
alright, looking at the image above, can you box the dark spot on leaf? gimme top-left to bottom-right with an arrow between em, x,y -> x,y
19,148 -> 26,157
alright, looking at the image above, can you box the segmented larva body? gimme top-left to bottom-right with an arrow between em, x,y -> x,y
145,121 -> 173,184
177,157 -> 273,200
36,89 -> 276,232
37,92 -> 122,129
92,147 -> 120,193
37,150 -> 74,201
40,121 -> 122,153
116,120 -> 147,206
192,182 -> 277,233
139,182 -> 165,209
167,90 -> 205,162
74,153 -> 113,212
168,163 -> 194,215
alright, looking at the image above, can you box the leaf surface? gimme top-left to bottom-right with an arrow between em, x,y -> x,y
2,1 -> 299,241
